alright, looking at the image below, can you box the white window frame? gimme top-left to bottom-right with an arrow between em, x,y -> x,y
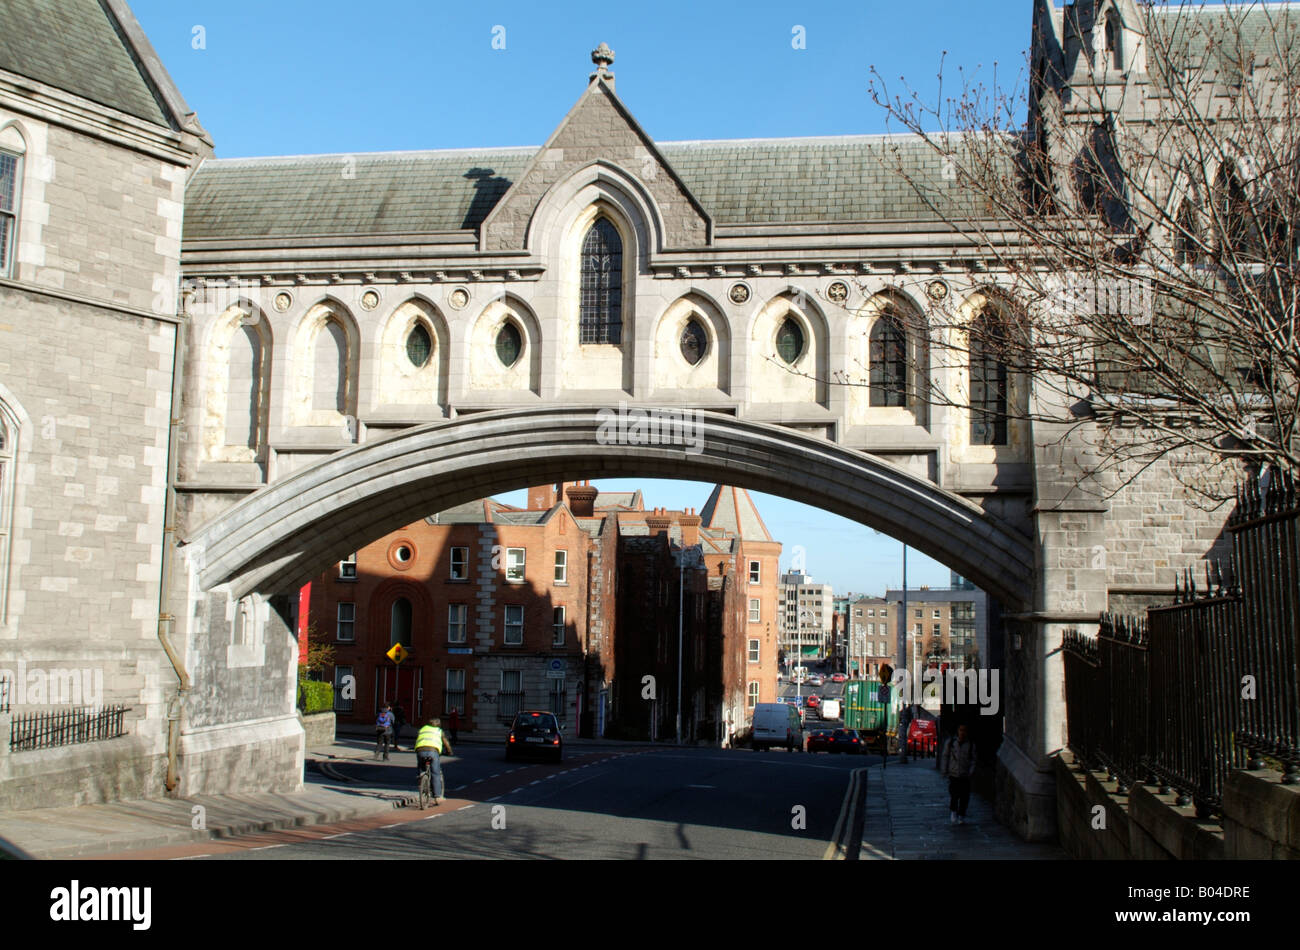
933,608 -> 942,619
880,608 -> 888,617
338,552 -> 357,580
867,608 -> 875,617
504,604 -> 524,645
748,598 -> 761,623
505,547 -> 526,583
333,665 -> 354,713
554,550 -> 568,584
450,546 -> 469,580
552,605 -> 566,646
447,668 -> 465,692
447,603 -> 467,643
748,638 -> 760,663
337,602 -> 355,642
0,148 -> 21,280
748,560 -> 761,584
747,682 -> 760,708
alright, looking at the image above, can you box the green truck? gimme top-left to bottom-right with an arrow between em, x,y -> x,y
843,680 -> 900,753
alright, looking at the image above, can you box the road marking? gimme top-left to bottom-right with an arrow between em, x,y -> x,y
489,774 -> 500,779
529,780 -> 541,785
380,823 -> 401,829
457,804 -> 474,811
172,854 -> 211,860
322,833 -> 352,839
250,844 -> 285,851
451,785 -> 467,791
422,814 -> 442,820
823,767 -> 867,861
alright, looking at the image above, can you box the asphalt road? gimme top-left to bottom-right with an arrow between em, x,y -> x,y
149,743 -> 867,860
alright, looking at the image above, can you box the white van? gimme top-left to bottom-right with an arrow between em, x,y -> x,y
750,703 -> 805,752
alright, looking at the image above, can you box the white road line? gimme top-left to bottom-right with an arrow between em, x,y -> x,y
529,780 -> 541,785
380,823 -> 401,829
250,844 -> 285,851
422,814 -> 442,820
489,774 -> 500,779
451,785 -> 467,791
321,833 -> 352,839
457,804 -> 474,811
172,854 -> 211,860
487,796 -> 501,802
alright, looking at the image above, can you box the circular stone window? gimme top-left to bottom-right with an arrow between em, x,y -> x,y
775,317 -> 805,365
496,322 -> 522,367
387,540 -> 417,571
406,323 -> 432,368
680,319 -> 708,366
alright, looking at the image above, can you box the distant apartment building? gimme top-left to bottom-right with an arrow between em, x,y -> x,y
848,596 -> 900,677
885,586 -> 989,673
308,481 -> 781,741
779,571 -> 834,663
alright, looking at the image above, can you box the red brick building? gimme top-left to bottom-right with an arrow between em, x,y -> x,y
308,481 -> 780,740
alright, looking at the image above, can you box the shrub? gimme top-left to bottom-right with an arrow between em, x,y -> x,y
299,680 -> 334,715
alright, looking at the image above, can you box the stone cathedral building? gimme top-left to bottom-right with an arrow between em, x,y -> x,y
0,0 -> 1284,843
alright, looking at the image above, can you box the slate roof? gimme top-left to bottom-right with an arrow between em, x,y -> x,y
1145,3 -> 1300,87
0,0 -> 168,126
699,485 -> 774,543
182,135 -> 999,241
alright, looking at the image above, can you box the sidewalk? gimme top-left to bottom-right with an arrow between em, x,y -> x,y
860,757 -> 1067,860
0,752 -> 411,860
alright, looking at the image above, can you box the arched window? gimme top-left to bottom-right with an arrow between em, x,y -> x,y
496,321 -> 522,367
1174,199 -> 1199,264
970,312 -> 1009,446
680,318 -> 707,366
1104,9 -> 1123,70
391,597 -> 412,648
775,317 -> 804,365
0,124 -> 25,279
313,318 -> 348,412
225,322 -> 264,449
869,311 -> 908,407
405,322 -> 432,368
1215,163 -> 1257,258
580,218 -> 623,345
0,404 -> 13,621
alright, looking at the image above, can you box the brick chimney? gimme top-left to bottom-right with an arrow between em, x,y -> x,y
645,506 -> 673,538
679,507 -> 701,547
527,483 -> 561,510
565,480 -> 598,517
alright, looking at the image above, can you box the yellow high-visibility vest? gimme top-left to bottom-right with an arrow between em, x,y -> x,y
415,725 -> 445,750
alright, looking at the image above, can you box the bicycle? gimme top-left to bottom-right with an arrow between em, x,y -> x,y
417,754 -> 442,809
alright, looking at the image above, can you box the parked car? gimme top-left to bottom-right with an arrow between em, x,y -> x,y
806,730 -> 834,753
907,718 -> 938,755
827,729 -> 864,754
831,673 -> 847,683
752,703 -> 805,752
505,710 -> 563,762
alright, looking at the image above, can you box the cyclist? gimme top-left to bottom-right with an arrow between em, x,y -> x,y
414,717 -> 453,804
375,704 -> 394,760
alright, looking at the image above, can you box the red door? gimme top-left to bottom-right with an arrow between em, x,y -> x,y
375,665 -> 423,733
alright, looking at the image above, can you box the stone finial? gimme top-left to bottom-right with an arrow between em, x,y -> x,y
590,42 -> 615,84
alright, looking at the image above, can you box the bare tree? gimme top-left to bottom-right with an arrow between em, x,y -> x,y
825,0 -> 1300,506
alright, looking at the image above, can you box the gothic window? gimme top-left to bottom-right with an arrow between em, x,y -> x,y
1174,199 -> 1198,263
680,318 -> 707,365
775,317 -> 804,365
313,318 -> 348,412
970,312 -> 1009,446
0,150 -> 18,278
405,322 -> 432,368
225,323 -> 264,449
496,321 -> 522,367
0,405 -> 12,620
1214,163 -> 1257,259
579,218 -> 623,345
1104,9 -> 1123,70
869,311 -> 908,407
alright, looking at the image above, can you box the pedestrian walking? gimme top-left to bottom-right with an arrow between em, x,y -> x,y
939,723 -> 977,824
392,703 -> 406,751
448,707 -> 460,743
375,704 -> 394,760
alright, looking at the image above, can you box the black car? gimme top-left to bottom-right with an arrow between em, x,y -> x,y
505,710 -> 563,762
826,729 -> 864,754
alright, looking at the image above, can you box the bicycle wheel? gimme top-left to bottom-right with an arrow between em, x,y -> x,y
418,769 -> 430,810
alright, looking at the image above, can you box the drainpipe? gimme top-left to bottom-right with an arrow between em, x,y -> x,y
157,289 -> 192,794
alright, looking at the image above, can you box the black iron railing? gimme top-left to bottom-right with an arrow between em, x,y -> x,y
1063,470 -> 1300,819
443,689 -> 466,716
10,706 -> 130,752
498,690 -> 524,722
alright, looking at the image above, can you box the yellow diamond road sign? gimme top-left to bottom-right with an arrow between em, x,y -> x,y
387,643 -> 408,664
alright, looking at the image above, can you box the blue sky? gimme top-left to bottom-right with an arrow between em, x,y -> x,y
128,0 -> 1032,595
